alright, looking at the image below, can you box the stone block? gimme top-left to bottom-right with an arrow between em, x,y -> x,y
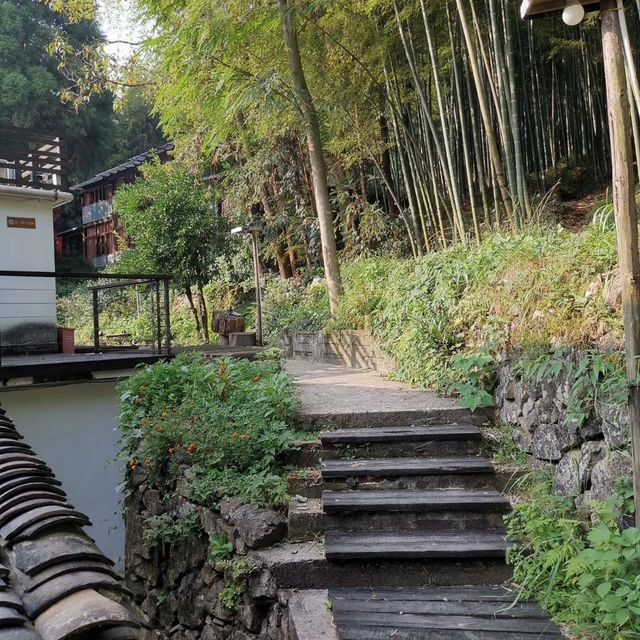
531,424 -> 563,461
238,603 -> 266,633
229,504 -> 287,550
590,451 -> 633,501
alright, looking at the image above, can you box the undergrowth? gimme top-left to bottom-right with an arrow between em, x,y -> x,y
507,473 -> 640,639
119,352 -> 300,510
263,224 -> 621,392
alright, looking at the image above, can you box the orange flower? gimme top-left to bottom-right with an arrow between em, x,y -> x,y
187,443 -> 198,454
172,407 -> 177,414
161,411 -> 169,418
252,374 -> 261,383
239,434 -> 249,442
143,458 -> 152,466
129,459 -> 138,470
168,447 -> 175,455
139,385 -> 146,392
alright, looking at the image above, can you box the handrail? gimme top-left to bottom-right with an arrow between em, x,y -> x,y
0,271 -> 172,367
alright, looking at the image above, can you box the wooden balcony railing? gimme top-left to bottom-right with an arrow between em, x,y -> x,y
0,127 -> 66,191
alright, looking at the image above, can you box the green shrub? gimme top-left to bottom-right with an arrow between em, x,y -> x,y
507,474 -> 640,639
118,353 -> 300,508
262,224 -> 621,393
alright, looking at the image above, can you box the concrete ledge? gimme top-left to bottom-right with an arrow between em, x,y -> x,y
285,590 -> 338,640
281,330 -> 394,373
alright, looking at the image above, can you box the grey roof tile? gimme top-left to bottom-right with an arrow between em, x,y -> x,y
0,411 -> 143,640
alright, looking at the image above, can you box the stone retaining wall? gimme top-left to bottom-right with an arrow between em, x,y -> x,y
125,471 -> 294,640
494,356 -> 632,503
280,330 -> 393,373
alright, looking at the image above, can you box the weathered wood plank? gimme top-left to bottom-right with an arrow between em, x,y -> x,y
321,424 -> 481,445
321,457 -> 494,479
325,530 -> 509,560
338,625 -> 562,639
323,489 -> 510,513
332,611 -> 562,634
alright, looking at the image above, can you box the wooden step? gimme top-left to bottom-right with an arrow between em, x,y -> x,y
330,587 -> 563,639
324,530 -> 509,561
323,489 -> 510,514
289,490 -> 509,540
321,425 -> 482,458
321,424 -> 481,445
321,457 -> 494,479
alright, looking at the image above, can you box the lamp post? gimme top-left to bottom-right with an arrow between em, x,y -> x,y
522,0 -> 640,524
231,226 -> 263,346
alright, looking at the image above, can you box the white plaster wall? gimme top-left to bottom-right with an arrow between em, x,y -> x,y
0,195 -> 57,348
0,381 -> 125,566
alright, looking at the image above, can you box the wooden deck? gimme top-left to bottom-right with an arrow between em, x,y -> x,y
0,345 -> 264,381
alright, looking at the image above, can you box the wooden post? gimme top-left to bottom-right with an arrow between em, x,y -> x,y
601,0 -> 640,525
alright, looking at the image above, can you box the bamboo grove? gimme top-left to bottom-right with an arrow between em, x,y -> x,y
131,0 -> 639,266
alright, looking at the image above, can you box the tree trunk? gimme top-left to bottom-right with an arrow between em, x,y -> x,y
278,0 -> 342,316
197,283 -> 210,343
185,288 -> 202,340
601,0 -> 640,525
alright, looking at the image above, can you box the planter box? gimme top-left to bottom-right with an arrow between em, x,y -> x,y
57,327 -> 75,354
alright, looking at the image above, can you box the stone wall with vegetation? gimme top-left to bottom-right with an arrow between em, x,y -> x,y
125,471 -> 292,640
116,353 -> 303,640
493,351 -> 632,504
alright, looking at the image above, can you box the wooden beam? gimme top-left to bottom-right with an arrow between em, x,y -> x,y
601,0 -> 640,526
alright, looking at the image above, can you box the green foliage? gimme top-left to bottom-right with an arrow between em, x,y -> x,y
516,349 -> 627,426
448,353 -> 495,412
115,159 -> 229,293
217,558 -> 257,611
0,0 -> 117,181
264,225 -> 621,394
507,474 -> 640,638
209,534 -> 234,561
119,353 -> 299,508
142,511 -> 202,549
262,277 -> 330,341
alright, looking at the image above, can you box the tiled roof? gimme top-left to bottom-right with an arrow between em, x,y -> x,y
0,407 -> 143,640
70,143 -> 175,192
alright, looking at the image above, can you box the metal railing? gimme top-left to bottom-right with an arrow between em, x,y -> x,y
0,270 -> 172,367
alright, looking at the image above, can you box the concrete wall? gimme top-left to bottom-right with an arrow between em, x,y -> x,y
280,330 -> 394,373
0,381 -> 125,565
0,193 -> 57,353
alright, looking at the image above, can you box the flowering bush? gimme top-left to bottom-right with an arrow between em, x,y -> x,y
119,352 -> 299,508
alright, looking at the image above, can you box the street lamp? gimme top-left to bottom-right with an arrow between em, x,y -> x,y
231,226 -> 263,346
522,0 -> 640,524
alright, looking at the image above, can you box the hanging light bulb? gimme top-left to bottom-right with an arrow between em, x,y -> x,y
562,0 -> 585,25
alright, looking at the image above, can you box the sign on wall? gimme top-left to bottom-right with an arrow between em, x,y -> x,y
6,217 -> 36,229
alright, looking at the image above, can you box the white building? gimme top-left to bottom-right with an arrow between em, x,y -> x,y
0,128 -> 72,355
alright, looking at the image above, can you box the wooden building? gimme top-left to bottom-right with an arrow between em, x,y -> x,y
59,143 -> 174,268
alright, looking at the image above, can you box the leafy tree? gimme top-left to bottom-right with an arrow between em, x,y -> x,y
115,159 -> 229,341
0,0 -> 117,181
109,87 -> 166,165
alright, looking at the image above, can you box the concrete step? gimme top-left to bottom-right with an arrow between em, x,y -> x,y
324,530 -> 509,562
288,490 -> 510,541
250,542 -> 512,590
287,469 -> 323,498
285,589 -> 338,640
321,424 -> 482,458
321,456 -> 496,491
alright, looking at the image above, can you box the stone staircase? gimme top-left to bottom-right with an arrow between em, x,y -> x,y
253,408 -> 564,639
